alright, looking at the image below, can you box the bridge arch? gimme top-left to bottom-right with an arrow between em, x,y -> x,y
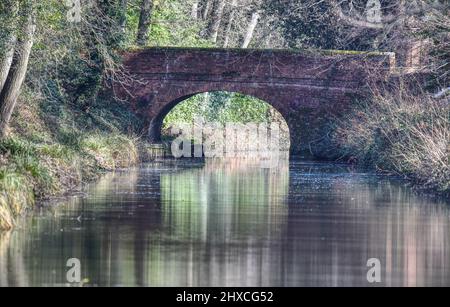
146,89 -> 292,149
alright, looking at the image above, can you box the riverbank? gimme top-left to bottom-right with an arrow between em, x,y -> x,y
314,87 -> 449,196
0,89 -> 146,230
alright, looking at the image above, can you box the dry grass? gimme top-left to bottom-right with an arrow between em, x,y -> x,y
0,171 -> 34,230
81,134 -> 140,169
331,88 -> 449,193
0,133 -> 142,230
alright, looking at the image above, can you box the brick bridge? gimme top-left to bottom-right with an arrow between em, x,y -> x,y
120,47 -> 394,154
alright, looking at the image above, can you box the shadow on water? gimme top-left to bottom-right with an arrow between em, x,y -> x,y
0,157 -> 449,286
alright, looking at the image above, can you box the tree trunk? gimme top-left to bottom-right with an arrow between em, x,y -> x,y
201,0 -> 213,20
0,0 -> 19,92
0,8 -> 36,139
0,35 -> 16,92
206,0 -> 226,43
119,0 -> 128,33
241,11 -> 260,48
222,0 -> 237,48
136,0 -> 153,46
191,1 -> 199,20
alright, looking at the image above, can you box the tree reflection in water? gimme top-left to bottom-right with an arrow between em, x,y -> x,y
0,158 -> 450,286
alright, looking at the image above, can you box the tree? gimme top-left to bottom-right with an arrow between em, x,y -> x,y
201,0 -> 213,20
136,0 -> 153,46
241,10 -> 260,48
222,0 -> 237,47
262,0 -> 351,49
0,0 -> 19,91
323,0 -> 448,84
0,36 -> 17,92
0,0 -> 36,139
191,0 -> 199,20
205,0 -> 226,43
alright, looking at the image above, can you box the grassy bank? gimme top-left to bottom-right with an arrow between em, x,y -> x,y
319,87 -> 449,195
0,88 -> 145,230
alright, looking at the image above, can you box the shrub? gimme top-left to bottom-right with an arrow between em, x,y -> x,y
330,88 -> 450,193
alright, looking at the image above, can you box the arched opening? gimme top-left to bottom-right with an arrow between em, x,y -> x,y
160,91 -> 291,156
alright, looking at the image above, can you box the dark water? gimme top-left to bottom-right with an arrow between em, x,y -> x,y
1,158 -> 449,287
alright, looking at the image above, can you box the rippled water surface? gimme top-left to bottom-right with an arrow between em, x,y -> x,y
1,158 -> 449,287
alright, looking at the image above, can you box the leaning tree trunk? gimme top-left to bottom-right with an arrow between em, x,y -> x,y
0,11 -> 36,139
0,0 -> 19,91
223,0 -> 237,48
241,11 -> 260,48
201,0 -> 213,20
206,0 -> 226,43
136,0 -> 153,46
0,34 -> 16,92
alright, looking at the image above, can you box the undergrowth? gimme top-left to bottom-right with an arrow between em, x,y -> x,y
324,87 -> 450,194
0,88 -> 145,230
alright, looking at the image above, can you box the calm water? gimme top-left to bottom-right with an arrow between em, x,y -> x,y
1,158 -> 449,287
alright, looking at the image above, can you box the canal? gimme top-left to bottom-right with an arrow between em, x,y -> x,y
1,158 -> 449,286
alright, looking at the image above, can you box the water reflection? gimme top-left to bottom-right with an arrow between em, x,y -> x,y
0,159 -> 449,286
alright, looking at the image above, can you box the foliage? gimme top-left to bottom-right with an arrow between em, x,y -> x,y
163,92 -> 271,129
0,82 -> 143,229
329,86 -> 450,193
149,0 -> 212,47
27,0 -> 128,109
262,0 -> 348,50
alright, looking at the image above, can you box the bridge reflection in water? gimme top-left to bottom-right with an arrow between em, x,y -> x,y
0,158 -> 450,286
